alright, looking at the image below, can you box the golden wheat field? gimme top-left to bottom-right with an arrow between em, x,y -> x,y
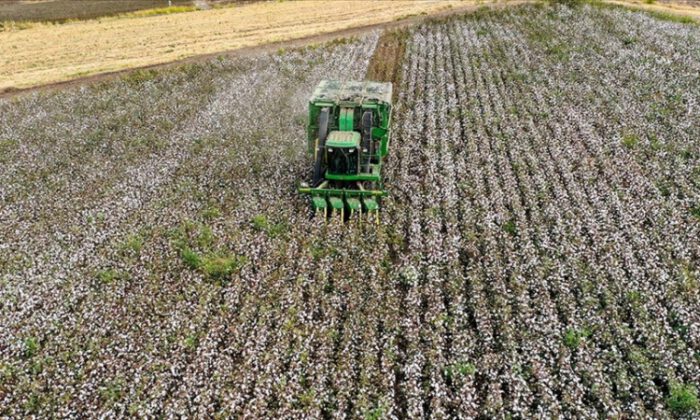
0,0 -> 490,91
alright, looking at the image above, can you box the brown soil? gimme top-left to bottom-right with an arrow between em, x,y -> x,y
365,29 -> 408,102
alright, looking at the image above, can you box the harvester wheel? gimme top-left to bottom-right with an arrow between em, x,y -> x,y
312,108 -> 330,187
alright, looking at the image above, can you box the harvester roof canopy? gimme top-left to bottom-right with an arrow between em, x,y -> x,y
311,80 -> 392,105
326,130 -> 361,148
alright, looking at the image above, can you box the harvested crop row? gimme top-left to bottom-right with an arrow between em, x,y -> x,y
0,3 -> 699,418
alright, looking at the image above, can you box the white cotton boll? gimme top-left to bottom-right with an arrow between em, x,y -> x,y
1,4 -> 700,418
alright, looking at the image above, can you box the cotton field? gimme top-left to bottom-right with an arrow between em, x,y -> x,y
1,3 -> 699,418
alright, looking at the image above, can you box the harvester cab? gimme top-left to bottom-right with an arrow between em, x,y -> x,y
298,80 -> 392,223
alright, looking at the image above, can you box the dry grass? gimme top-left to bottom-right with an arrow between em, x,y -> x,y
0,0 -> 493,90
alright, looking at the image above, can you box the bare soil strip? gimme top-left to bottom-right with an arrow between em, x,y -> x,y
365,29 -> 408,102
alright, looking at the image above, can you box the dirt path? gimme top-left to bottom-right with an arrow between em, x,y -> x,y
365,29 -> 408,102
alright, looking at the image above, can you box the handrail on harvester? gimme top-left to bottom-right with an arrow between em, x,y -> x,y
297,186 -> 387,197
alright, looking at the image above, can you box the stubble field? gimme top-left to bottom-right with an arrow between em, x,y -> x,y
1,3 -> 699,418
0,0 -> 473,91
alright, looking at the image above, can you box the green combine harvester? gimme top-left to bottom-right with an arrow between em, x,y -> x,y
298,80 -> 392,223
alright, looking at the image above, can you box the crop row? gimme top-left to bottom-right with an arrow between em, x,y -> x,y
0,3 -> 698,418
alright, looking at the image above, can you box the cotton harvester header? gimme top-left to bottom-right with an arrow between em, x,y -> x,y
298,80 -> 392,223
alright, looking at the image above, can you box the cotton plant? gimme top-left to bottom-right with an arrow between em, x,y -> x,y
1,3 -> 700,418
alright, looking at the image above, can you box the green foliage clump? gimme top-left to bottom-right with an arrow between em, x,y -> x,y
200,253 -> 246,281
690,205 -> 700,221
23,337 -> 39,359
326,36 -> 358,48
621,133 -> 639,149
173,220 -> 246,283
502,219 -> 517,236
100,378 -> 125,408
184,334 -> 199,352
667,383 -> 698,416
196,224 -> 214,249
97,268 -> 126,285
180,247 -> 202,270
23,392 -> 42,413
646,11 -> 697,25
444,361 -> 476,379
656,180 -> 672,198
180,247 -> 246,281
626,290 -> 645,311
364,402 -> 388,420
124,68 -> 158,86
201,205 -> 221,220
296,389 -> 316,408
120,233 -> 144,255
627,349 -> 649,367
563,328 -> 590,349
251,214 -> 268,231
251,214 -> 288,238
